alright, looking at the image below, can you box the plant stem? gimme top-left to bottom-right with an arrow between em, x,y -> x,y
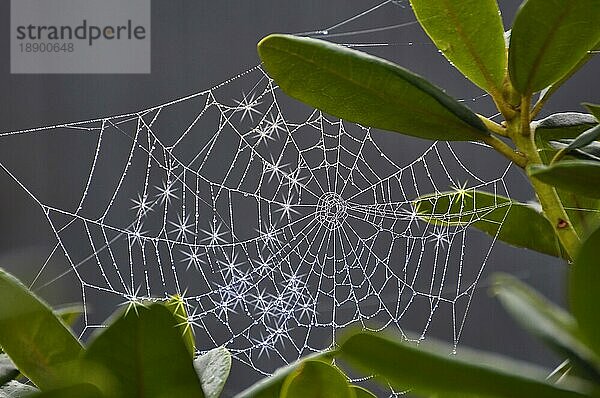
481,134 -> 527,168
478,115 -> 509,137
529,178 -> 580,260
515,96 -> 580,260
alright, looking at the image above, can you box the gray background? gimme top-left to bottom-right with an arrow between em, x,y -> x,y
0,0 -> 598,395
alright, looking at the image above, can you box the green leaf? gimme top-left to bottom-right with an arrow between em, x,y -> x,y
194,347 -> 231,398
570,226 -> 600,357
0,269 -> 83,390
55,305 -> 83,328
339,332 -> 593,397
409,0 -> 507,94
584,103 -> 600,121
257,34 -> 489,141
280,360 -> 354,398
0,381 -> 37,398
528,160 -> 600,199
28,383 -> 104,398
492,273 -> 600,381
551,124 -> 600,166
414,189 -> 563,258
509,0 -> 600,94
350,386 -> 377,398
558,125 -> 600,155
48,359 -> 119,396
534,113 -> 598,144
534,41 -> 600,109
234,352 -> 334,398
85,303 -> 205,398
165,295 -> 195,357
0,355 -> 18,387
549,141 -> 600,162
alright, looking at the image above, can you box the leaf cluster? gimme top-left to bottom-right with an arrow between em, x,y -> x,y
0,271 -> 230,398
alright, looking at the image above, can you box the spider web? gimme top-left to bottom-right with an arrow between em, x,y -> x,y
0,0 -> 517,390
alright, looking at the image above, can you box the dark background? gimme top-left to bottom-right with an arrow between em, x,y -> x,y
0,1 -> 598,395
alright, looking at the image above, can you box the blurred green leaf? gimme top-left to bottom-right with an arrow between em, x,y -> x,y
194,347 -> 231,398
280,360 -> 354,398
0,381 -> 37,398
28,383 -> 103,398
0,269 -> 83,390
350,386 -> 377,398
584,103 -> 600,121
0,305 -> 85,389
85,303 -> 205,398
414,190 -> 563,257
339,332 -> 592,397
509,0 -> 600,94
46,359 -> 118,397
165,295 -> 195,357
0,355 -> 18,387
409,0 -> 507,94
570,226 -> 600,357
257,34 -> 489,141
234,352 -> 334,398
528,160 -> 600,199
492,273 -> 600,381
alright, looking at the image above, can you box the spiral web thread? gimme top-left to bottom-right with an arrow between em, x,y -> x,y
0,0 -> 515,384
